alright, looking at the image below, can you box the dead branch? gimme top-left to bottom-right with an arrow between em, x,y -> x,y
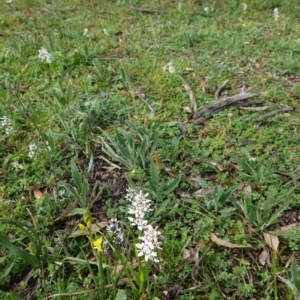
193,92 -> 259,125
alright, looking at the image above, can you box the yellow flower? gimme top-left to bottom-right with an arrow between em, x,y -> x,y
79,223 -> 86,231
93,237 -> 103,252
83,208 -> 92,225
86,220 -> 92,229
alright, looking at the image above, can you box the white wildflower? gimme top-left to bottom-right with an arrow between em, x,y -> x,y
107,218 -> 122,234
273,8 -> 279,21
136,241 -> 158,262
28,143 -> 37,158
45,141 -> 51,151
242,3 -> 247,13
103,28 -> 109,36
162,62 -> 175,74
38,47 -> 53,63
0,116 -> 13,137
113,233 -> 124,245
204,6 -> 210,12
107,218 -> 124,244
128,216 -> 148,231
83,28 -> 89,36
178,2 -> 182,11
127,190 -> 152,230
125,187 -> 136,201
139,225 -> 162,248
136,225 -> 161,262
297,39 -> 300,44
125,188 -> 161,260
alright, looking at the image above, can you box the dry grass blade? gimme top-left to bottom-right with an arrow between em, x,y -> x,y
210,233 -> 252,248
176,74 -> 197,114
280,223 -> 299,232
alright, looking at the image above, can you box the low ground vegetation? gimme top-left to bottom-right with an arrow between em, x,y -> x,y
1,0 -> 300,299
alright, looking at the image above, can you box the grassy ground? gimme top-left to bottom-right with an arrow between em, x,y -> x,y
1,0 -> 300,299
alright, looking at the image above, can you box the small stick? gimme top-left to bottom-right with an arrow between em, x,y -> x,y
125,7 -> 167,14
256,106 -> 293,122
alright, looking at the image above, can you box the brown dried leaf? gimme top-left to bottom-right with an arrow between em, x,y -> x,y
193,187 -> 216,197
210,233 -> 252,248
33,188 -> 43,199
258,249 -> 270,266
263,232 -> 279,253
136,86 -> 147,100
244,183 -> 252,197
177,191 -> 192,198
280,223 -> 299,232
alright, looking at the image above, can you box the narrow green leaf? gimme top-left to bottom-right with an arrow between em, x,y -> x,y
292,259 -> 300,292
0,236 -> 40,268
71,162 -> 82,190
150,159 -> 159,185
2,255 -> 15,278
164,177 -> 180,195
265,205 -> 288,228
219,184 -> 240,203
80,181 -> 88,208
154,198 -> 171,218
0,218 -> 41,251
62,183 -> 79,200
67,208 -> 85,216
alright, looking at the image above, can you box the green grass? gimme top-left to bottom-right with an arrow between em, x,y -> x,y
1,0 -> 300,299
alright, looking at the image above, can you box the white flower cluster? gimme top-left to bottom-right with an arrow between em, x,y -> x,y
242,3 -> 247,13
0,116 -> 13,137
136,225 -> 161,263
125,188 -> 161,262
126,189 -> 152,230
107,218 -> 124,244
38,47 -> 53,63
28,143 -> 37,158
